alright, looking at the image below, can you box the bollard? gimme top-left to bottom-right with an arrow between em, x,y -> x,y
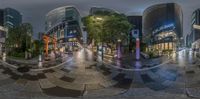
38,55 -> 42,68
2,52 -> 6,61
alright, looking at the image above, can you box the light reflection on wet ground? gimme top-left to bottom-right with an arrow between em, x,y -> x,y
63,49 -> 95,71
60,48 -> 200,96
0,48 -> 199,98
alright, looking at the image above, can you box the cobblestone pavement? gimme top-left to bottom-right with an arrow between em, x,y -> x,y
0,49 -> 199,99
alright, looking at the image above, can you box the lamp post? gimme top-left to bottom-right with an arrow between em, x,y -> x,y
38,34 -> 43,68
94,16 -> 104,61
117,39 -> 121,59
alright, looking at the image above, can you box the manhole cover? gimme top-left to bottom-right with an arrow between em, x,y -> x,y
17,67 -> 30,73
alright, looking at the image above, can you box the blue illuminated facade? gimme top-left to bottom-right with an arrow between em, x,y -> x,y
143,3 -> 183,52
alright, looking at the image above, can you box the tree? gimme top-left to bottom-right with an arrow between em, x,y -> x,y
82,15 -> 106,45
5,23 -> 33,58
82,13 -> 132,47
103,14 -> 132,45
32,40 -> 42,57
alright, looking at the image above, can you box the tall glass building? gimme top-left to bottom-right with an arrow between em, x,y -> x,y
143,3 -> 183,53
0,10 -> 4,26
45,6 -> 83,51
190,9 -> 200,50
0,8 -> 21,56
127,16 -> 142,52
0,8 -> 22,28
3,8 -> 22,28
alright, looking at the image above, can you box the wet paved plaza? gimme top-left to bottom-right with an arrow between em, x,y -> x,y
0,49 -> 199,98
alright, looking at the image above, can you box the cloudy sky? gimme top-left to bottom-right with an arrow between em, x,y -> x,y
0,0 -> 200,39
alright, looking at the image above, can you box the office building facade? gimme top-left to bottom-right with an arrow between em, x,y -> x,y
3,8 -> 22,28
45,6 -> 83,51
127,16 -> 142,51
191,9 -> 200,50
143,3 -> 183,53
0,8 -> 21,55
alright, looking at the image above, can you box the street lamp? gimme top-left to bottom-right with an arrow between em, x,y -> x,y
95,17 -> 103,21
93,16 -> 104,61
38,34 -> 43,68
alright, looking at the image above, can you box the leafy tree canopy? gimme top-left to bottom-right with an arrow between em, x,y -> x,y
82,11 -> 133,45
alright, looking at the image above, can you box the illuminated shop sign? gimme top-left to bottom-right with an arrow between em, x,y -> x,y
152,24 -> 174,35
131,29 -> 139,38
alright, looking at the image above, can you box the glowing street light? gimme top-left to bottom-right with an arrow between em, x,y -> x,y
96,17 -> 103,21
117,39 -> 121,42
193,24 -> 200,29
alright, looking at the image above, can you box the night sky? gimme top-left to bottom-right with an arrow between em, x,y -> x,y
0,0 -> 200,40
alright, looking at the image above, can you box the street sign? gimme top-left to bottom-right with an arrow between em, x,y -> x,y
132,29 -> 139,39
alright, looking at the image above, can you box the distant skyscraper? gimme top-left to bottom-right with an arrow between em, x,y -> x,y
127,16 -> 142,40
191,9 -> 200,42
0,10 -> 4,26
3,8 -> 22,28
127,16 -> 142,52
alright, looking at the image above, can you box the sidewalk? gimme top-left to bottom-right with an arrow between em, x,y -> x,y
185,51 -> 200,98
103,53 -> 169,69
4,53 -> 70,69
7,56 -> 38,64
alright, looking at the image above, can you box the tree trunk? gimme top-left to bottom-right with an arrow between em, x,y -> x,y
25,51 -> 28,59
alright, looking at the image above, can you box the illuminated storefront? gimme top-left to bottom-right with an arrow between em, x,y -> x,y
152,24 -> 178,52
143,3 -> 183,54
